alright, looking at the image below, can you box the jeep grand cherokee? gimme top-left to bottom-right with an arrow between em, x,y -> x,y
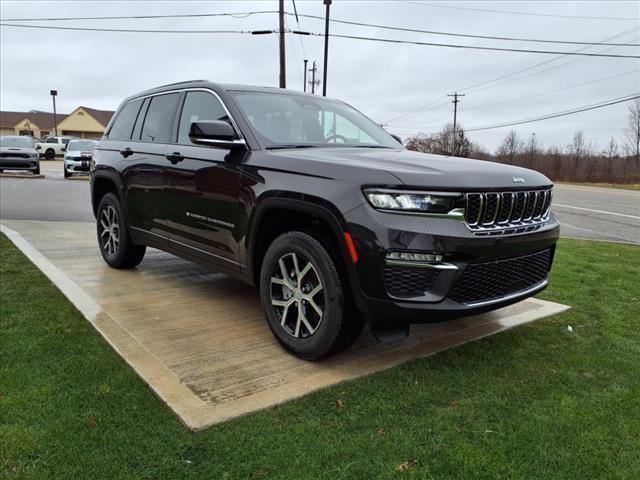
90,80 -> 560,360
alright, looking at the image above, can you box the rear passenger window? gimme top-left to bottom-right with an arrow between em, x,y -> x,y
108,99 -> 142,140
177,91 -> 229,145
140,93 -> 180,143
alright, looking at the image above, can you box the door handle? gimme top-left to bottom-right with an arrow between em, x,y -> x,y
166,152 -> 184,164
119,147 -> 134,158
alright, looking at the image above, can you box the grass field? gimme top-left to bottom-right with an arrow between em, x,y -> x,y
1,234 -> 639,479
557,182 -> 640,191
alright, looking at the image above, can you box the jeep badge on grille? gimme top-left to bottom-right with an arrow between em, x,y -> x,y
512,177 -> 525,183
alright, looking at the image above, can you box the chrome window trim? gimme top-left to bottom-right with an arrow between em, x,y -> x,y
126,87 -> 247,144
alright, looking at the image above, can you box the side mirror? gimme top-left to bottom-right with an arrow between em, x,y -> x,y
61,147 -> 67,152
189,120 -> 246,149
391,134 -> 403,146
35,145 -> 41,150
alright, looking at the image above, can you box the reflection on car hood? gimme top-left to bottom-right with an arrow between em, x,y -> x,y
262,147 -> 552,190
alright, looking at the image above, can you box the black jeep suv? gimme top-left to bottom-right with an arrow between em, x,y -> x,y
91,80 -> 559,360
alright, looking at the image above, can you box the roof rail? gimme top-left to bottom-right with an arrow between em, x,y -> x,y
155,79 -> 208,88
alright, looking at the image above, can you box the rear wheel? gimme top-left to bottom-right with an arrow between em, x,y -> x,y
259,231 -> 363,360
96,193 -> 146,269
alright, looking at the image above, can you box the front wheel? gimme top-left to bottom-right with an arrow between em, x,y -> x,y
259,231 -> 363,360
96,193 -> 146,269
45,149 -> 55,160
63,166 -> 70,178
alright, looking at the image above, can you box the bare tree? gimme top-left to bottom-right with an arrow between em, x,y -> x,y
496,130 -> 522,164
623,98 -> 640,169
405,124 -> 473,158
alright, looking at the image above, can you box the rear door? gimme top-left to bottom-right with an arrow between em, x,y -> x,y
123,92 -> 181,238
164,90 -> 242,268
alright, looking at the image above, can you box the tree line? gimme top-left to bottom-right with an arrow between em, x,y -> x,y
404,99 -> 640,184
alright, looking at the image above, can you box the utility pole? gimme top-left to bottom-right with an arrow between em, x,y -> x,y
322,0 -> 332,96
50,89 -> 58,137
309,61 -> 319,94
278,0 -> 286,88
303,59 -> 308,92
447,92 -> 465,156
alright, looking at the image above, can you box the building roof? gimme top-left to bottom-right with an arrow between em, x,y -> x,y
0,110 -> 68,129
77,106 -> 115,127
0,106 -> 115,129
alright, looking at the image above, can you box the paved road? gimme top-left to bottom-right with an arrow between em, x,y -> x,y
0,161 -> 94,222
552,184 -> 639,244
1,164 -> 638,244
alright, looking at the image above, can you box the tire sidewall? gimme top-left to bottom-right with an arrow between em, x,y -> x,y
260,232 -> 345,359
96,193 -> 127,267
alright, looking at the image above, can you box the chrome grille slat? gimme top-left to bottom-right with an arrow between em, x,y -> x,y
463,188 -> 552,236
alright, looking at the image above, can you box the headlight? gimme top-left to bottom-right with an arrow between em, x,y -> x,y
363,188 -> 460,213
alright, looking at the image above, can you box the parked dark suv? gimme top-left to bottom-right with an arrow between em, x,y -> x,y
91,80 -> 560,360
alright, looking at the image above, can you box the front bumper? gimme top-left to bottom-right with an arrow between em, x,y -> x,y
345,203 -> 560,324
65,157 -> 92,173
0,158 -> 39,170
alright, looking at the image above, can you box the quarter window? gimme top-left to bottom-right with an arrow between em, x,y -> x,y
177,91 -> 229,145
140,93 -> 180,143
108,99 -> 142,140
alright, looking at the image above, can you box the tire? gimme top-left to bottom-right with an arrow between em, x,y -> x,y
259,231 -> 363,360
33,165 -> 40,175
96,192 -> 146,269
63,166 -> 70,178
45,149 -> 55,160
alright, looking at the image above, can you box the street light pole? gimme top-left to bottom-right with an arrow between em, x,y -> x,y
322,0 -> 332,97
50,89 -> 58,137
278,0 -> 286,88
303,59 -> 308,92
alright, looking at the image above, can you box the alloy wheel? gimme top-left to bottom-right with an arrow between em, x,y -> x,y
99,205 -> 120,256
270,252 -> 324,339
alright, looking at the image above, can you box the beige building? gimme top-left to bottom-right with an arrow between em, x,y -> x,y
0,106 -> 114,139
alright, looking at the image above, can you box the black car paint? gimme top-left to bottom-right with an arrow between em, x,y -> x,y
91,80 -> 560,329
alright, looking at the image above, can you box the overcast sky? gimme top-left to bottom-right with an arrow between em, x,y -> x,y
1,1 -> 638,151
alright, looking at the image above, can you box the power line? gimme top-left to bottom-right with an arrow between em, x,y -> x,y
0,23 -> 267,34
384,27 -> 639,123
294,32 -> 640,59
465,94 -> 640,132
399,1 -> 639,21
1,10 -> 278,22
462,69 -> 640,112
290,13 -> 640,47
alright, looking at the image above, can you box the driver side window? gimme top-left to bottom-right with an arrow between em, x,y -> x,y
178,91 -> 228,145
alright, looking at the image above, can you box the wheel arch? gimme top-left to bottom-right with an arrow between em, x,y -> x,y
90,170 -> 126,220
247,194 -> 360,291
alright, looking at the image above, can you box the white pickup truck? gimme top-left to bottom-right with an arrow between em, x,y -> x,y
36,136 -> 74,159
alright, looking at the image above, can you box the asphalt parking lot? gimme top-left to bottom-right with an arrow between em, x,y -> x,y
1,162 -> 638,244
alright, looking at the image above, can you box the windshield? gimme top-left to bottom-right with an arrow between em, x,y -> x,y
0,136 -> 36,148
230,91 -> 401,149
67,140 -> 97,151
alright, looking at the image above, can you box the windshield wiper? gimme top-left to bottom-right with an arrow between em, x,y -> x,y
266,144 -> 320,150
348,145 -> 393,149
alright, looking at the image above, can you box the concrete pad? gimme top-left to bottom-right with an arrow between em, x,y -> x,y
1,219 -> 570,430
0,173 -> 44,179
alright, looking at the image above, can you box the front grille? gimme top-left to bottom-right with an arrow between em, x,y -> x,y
449,248 -> 552,305
384,266 -> 440,298
464,189 -> 552,235
0,152 -> 30,158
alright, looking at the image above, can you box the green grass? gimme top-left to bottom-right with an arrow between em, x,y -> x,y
557,182 -> 640,191
1,234 -> 639,480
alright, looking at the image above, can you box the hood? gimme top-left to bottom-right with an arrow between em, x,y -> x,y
259,147 -> 552,190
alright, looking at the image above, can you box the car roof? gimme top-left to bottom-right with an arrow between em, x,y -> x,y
122,80 -> 331,104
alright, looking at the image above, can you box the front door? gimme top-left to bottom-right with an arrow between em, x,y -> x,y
164,90 -> 242,269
